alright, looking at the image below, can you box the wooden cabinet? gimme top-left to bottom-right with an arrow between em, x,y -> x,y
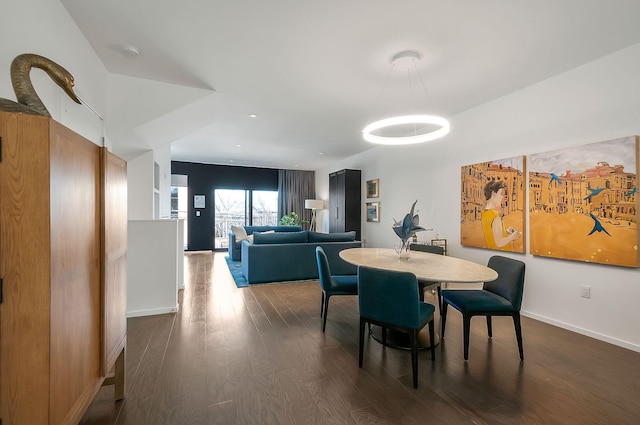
329,169 -> 361,239
0,112 -> 127,424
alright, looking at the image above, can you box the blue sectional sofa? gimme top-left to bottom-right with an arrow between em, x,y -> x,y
228,225 -> 302,261
239,230 -> 361,284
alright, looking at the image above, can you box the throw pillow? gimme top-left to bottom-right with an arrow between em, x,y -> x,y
231,225 -> 248,241
308,231 -> 356,242
253,231 -> 308,244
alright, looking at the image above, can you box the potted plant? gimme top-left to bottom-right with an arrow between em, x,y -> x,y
279,211 -> 308,226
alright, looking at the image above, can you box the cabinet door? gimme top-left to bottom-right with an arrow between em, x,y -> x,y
49,120 -> 102,425
329,172 -> 339,232
343,170 -> 361,239
101,148 -> 127,376
0,112 -> 51,425
335,171 -> 346,231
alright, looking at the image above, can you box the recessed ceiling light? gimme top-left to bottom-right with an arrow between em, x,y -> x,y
249,114 -> 257,118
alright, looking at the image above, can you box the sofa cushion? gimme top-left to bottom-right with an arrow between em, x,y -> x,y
231,225 -> 248,241
253,231 -> 308,244
308,231 -> 356,242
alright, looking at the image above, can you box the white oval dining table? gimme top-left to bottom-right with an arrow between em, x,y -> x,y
339,247 -> 498,349
339,247 -> 498,283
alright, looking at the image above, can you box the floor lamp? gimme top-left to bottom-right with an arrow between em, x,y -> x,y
305,199 -> 324,231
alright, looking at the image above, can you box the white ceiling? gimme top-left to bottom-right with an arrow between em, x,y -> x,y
61,0 -> 640,170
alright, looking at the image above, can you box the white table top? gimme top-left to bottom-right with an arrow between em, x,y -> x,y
339,248 -> 498,283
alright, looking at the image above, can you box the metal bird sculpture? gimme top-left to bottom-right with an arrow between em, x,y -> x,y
548,173 -> 562,188
392,200 -> 431,250
624,187 -> 637,197
583,185 -> 605,201
0,53 -> 81,117
587,213 -> 611,236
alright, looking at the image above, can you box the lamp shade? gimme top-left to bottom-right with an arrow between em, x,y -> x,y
305,199 -> 324,210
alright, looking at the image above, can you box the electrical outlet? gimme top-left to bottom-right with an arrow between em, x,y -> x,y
580,285 -> 591,299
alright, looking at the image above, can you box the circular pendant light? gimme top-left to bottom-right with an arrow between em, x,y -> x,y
362,51 -> 450,145
362,114 -> 450,145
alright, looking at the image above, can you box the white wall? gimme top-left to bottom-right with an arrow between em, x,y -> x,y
1,0 -> 172,223
127,151 -> 155,220
154,145 -> 173,219
317,43 -> 640,352
0,0 -> 108,144
127,220 -> 180,317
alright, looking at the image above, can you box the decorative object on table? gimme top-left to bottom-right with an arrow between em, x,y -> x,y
392,200 -> 430,259
430,238 -> 448,256
366,202 -> 380,222
528,136 -> 639,267
366,179 -> 379,198
0,53 -> 81,116
304,199 -> 324,231
460,155 -> 526,253
279,211 -> 308,226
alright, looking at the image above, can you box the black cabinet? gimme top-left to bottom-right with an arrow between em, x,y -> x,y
329,169 -> 361,239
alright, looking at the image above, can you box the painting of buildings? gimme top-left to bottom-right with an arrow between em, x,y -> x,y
461,156 -> 526,253
529,136 -> 639,267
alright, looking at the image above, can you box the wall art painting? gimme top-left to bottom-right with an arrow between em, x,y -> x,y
461,156 -> 526,253
366,202 -> 380,222
366,179 -> 379,198
529,136 -> 639,267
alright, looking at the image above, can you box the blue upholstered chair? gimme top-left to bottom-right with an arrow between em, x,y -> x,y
409,243 -> 445,307
315,246 -> 358,332
441,255 -> 526,361
357,266 -> 435,388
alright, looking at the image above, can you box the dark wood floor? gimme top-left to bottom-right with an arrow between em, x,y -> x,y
81,251 -> 640,425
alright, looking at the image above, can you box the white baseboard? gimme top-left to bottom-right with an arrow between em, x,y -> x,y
127,305 -> 179,318
522,310 -> 640,353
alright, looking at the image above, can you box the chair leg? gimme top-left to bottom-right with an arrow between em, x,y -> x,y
410,330 -> 419,388
428,319 -> 435,361
418,282 -> 425,302
513,313 -> 524,360
436,285 -> 442,313
441,301 -> 448,338
463,314 -> 471,360
382,327 -> 387,346
486,315 -> 493,338
322,295 -> 330,332
359,317 -> 366,367
320,292 -> 325,317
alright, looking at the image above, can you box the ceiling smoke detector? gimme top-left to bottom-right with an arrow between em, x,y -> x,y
121,45 -> 140,57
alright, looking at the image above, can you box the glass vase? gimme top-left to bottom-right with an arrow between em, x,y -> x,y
393,240 -> 411,260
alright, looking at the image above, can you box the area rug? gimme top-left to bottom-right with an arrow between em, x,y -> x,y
225,256 -> 249,288
225,256 -> 318,289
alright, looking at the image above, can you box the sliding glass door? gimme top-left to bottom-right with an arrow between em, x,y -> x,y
214,189 -> 278,249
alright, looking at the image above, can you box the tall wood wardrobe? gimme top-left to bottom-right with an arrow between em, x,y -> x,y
329,169 -> 361,240
0,111 -> 127,425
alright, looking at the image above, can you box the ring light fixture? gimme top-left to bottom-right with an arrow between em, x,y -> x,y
362,51 -> 450,145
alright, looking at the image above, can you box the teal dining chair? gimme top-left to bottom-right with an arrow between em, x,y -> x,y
315,246 -> 358,332
441,255 -> 526,360
357,265 -> 435,388
409,243 -> 445,307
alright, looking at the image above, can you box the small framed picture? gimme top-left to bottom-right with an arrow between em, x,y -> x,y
366,179 -> 379,198
366,202 -> 380,222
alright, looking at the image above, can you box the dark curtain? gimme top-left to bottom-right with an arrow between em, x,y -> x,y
278,169 -> 316,228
